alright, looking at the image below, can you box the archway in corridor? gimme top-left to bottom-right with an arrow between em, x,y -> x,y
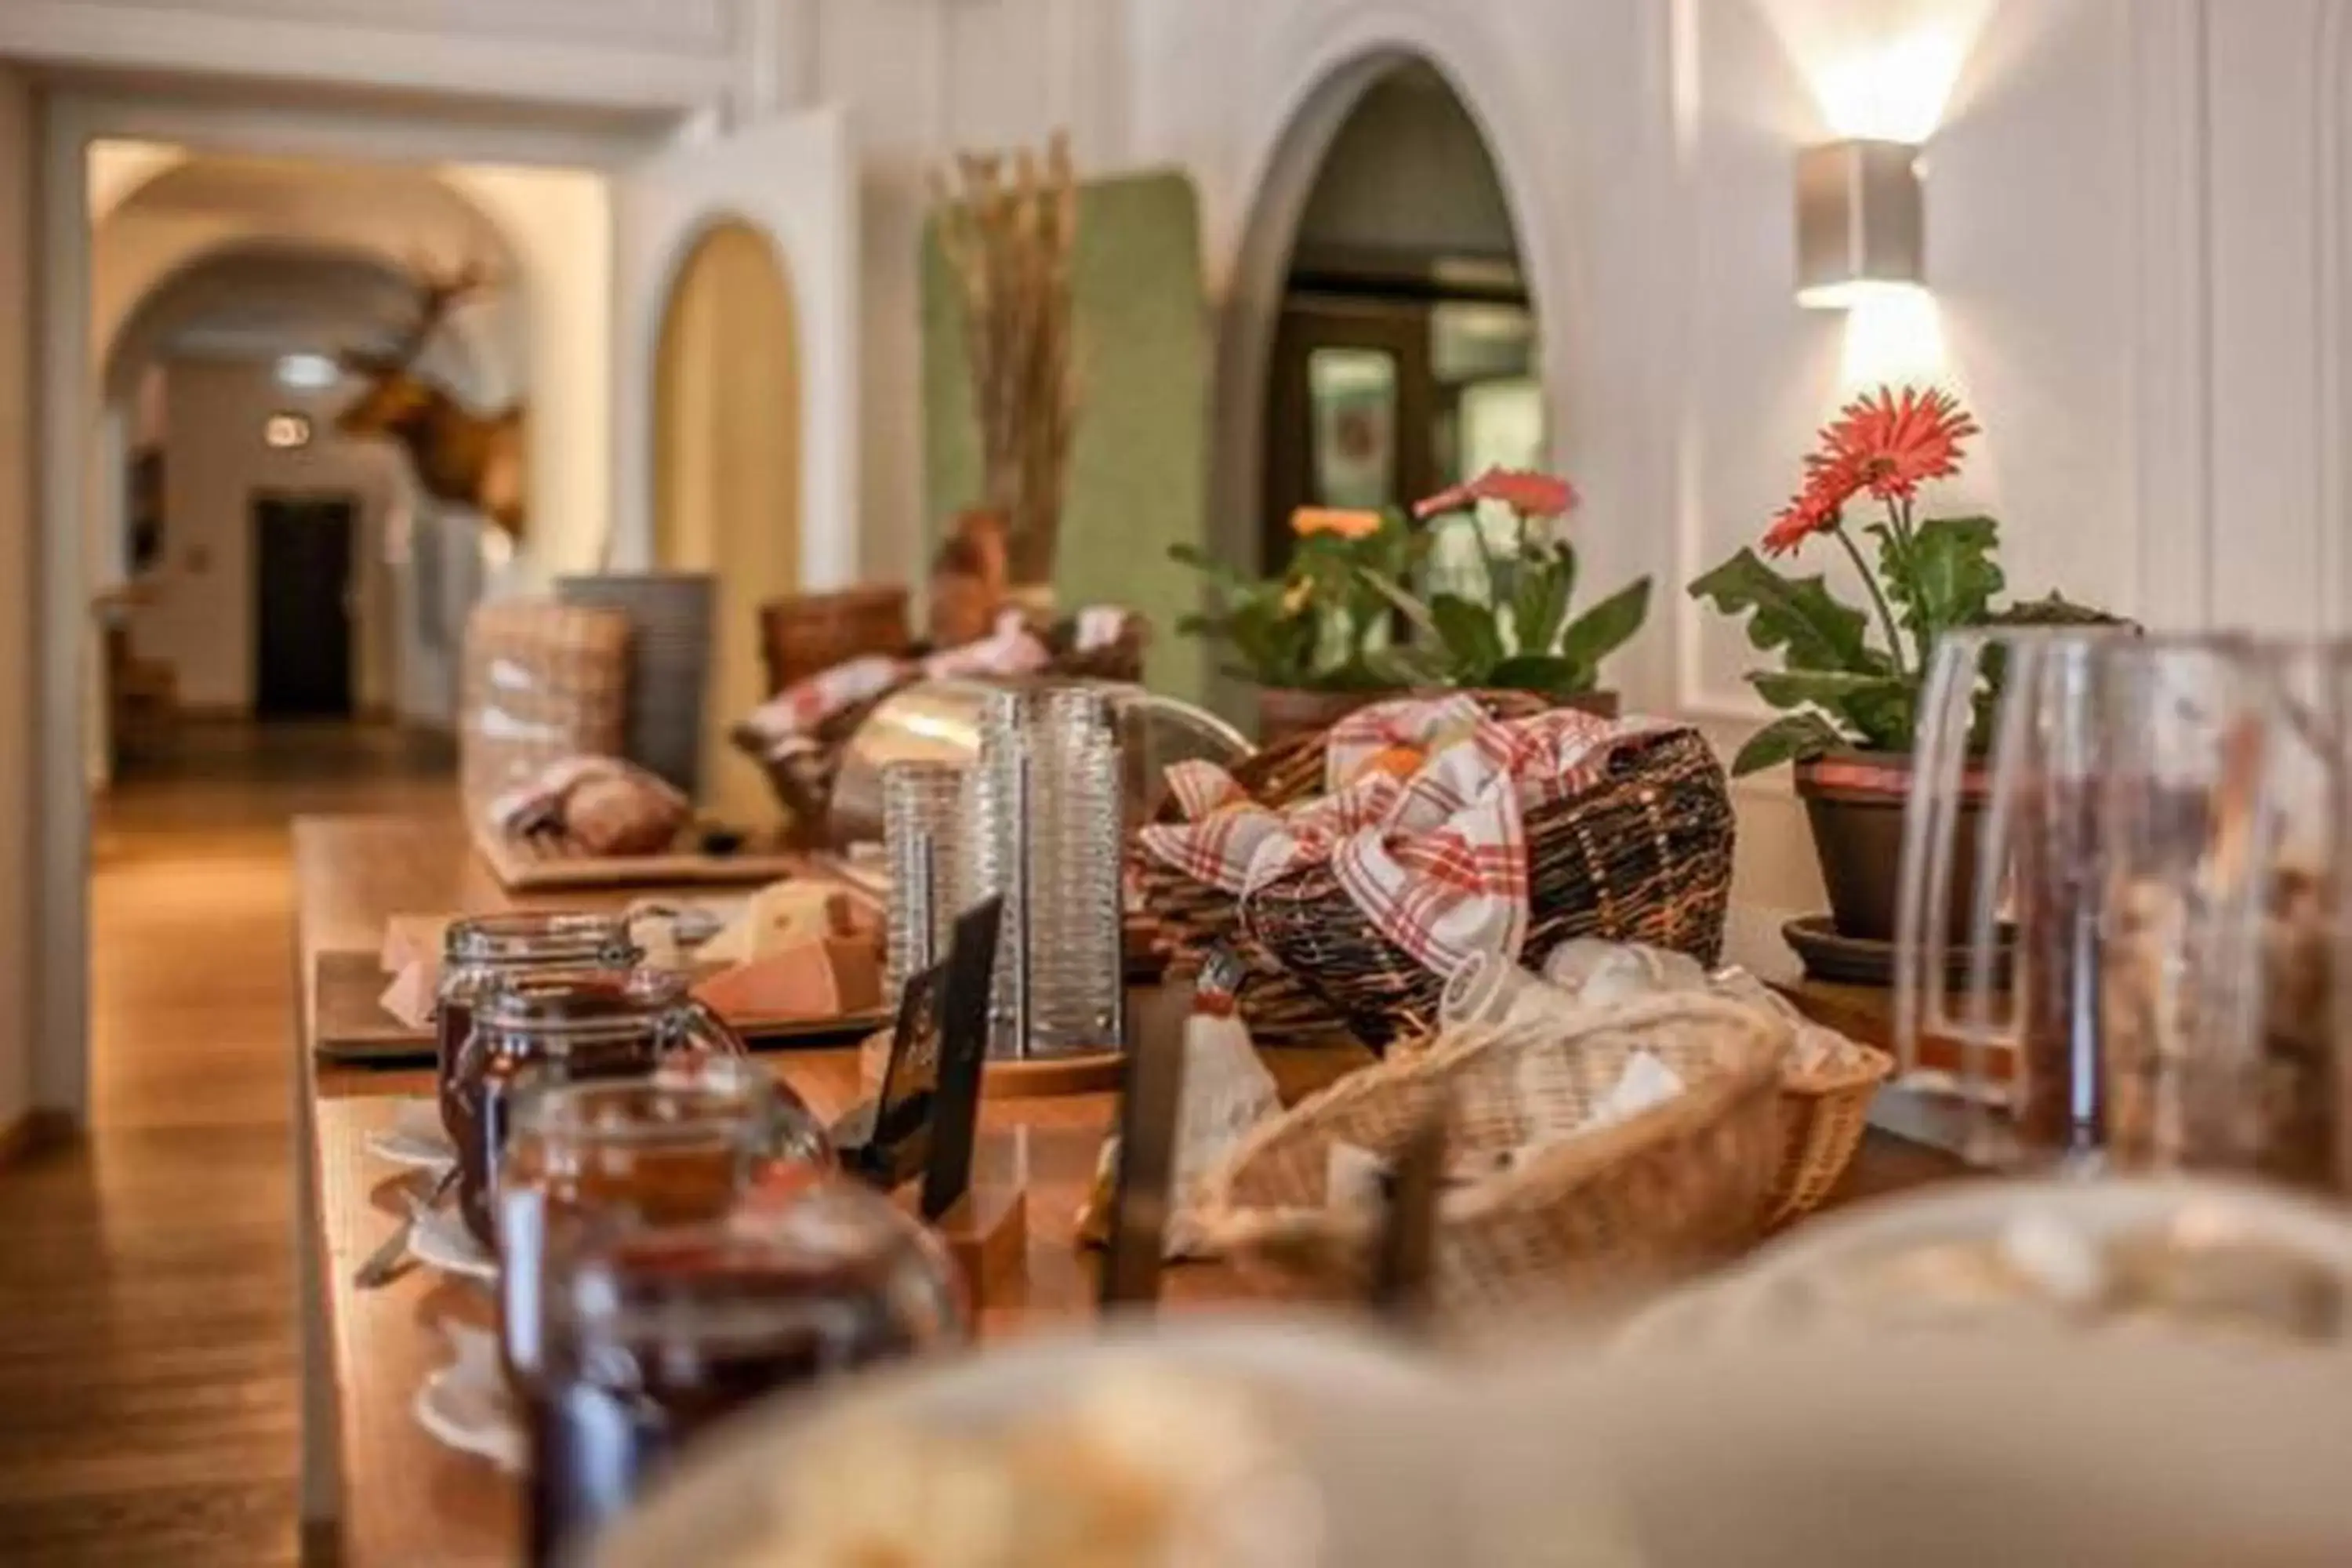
652,219 -> 801,822
1258,58 -> 1542,570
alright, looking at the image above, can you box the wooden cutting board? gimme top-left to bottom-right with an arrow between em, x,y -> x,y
470,824 -> 811,891
310,950 -> 887,1065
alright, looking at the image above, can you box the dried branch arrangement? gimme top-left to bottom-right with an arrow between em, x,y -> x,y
931,131 -> 1080,587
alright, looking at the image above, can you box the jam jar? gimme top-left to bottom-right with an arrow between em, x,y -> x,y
434,912 -> 640,1149
524,1181 -> 964,1567
445,967 -> 744,1246
495,1055 -> 833,1389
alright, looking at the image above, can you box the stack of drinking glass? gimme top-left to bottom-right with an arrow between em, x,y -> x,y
958,681 -> 1127,1060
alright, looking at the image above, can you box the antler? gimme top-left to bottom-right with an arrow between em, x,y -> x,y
344,252 -> 499,373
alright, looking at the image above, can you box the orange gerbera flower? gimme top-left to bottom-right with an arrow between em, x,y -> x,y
1413,467 -> 1580,521
1762,450 -> 1864,557
1819,385 -> 1979,500
1290,506 -> 1384,541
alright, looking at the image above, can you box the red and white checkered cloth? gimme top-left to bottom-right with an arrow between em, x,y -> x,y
1141,768 -> 1405,898
740,654 -> 911,760
919,609 -> 1050,681
1141,699 -> 1679,980
1320,693 -> 1490,793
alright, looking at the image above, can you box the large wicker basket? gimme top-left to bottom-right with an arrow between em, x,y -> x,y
1238,726 -> 1737,1050
1135,691 -> 1553,1042
456,601 -> 632,816
1768,1032 -> 1895,1229
758,586 -> 913,695
1192,993 -> 1791,1327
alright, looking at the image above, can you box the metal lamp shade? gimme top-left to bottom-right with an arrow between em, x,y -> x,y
1796,139 -> 1925,308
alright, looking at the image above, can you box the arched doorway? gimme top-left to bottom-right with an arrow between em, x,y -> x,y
652,219 -> 801,822
1258,60 -> 1542,569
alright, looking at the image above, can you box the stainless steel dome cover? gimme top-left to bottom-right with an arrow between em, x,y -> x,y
824,677 -> 1251,848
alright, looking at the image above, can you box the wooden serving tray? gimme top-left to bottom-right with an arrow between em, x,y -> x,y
470,824 -> 810,891
311,950 -> 887,1065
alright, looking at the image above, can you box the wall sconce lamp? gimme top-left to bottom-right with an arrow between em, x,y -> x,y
1796,139 -> 1924,309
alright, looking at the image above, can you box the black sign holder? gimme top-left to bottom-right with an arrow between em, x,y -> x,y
919,896 -> 1004,1222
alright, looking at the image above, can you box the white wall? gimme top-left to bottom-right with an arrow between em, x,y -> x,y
132,358 -> 408,714
783,0 -> 1133,591
0,63 -> 34,1134
439,162 -> 612,579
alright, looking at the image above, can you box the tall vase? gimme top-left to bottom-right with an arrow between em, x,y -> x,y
555,572 -> 715,797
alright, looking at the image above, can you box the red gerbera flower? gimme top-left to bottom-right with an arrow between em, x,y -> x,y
1762,450 -> 1865,557
1819,385 -> 1979,500
1413,467 -> 1580,521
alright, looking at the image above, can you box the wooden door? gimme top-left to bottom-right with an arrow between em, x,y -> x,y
1261,293 -> 1437,572
252,492 -> 356,718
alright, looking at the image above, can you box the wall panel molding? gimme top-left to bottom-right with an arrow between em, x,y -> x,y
2127,0 -> 2212,630
2318,0 -> 2350,630
0,0 -> 742,114
36,0 -> 736,53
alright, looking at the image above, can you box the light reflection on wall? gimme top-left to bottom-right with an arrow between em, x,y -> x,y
1837,281 -> 1945,390
1802,14 -> 1988,388
1811,26 -> 1976,143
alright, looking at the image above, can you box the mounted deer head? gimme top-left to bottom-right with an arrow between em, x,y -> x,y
336,255 -> 528,542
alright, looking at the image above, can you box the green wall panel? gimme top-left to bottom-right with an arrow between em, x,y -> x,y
922,170 -> 1210,703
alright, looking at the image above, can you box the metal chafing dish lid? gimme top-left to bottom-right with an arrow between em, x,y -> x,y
824,677 -> 1250,849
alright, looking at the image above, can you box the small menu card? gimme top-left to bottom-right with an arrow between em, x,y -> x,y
918,897 -> 1004,1222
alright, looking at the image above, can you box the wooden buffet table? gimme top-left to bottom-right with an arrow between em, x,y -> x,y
292,814 -> 1963,1568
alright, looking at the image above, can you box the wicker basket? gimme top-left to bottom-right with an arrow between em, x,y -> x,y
1239,726 -> 1736,1050
758,586 -> 913,695
736,610 -> 1152,838
457,601 -> 632,816
1135,691 -> 1553,1043
1192,993 -> 1791,1326
1767,1033 -> 1896,1229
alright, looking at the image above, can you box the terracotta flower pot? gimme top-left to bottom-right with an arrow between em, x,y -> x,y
1793,750 -> 1986,946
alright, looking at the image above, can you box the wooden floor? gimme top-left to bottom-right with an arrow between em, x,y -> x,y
0,721 -> 455,1566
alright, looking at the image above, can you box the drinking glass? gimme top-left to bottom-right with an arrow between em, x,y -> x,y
445,967 -> 746,1244
960,680 -> 1126,1058
880,759 -> 967,1009
1895,628 -> 2116,1170
525,1182 -> 964,1566
434,912 -> 641,1138
1898,628 -> 2291,1178
1025,683 -> 1124,1054
2095,635 -> 2277,1176
495,1055 -> 833,1390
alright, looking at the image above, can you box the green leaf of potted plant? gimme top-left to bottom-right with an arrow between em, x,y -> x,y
1688,385 -> 2123,945
1361,468 -> 1652,711
1170,506 -> 1415,744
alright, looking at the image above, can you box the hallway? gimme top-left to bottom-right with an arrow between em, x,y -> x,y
0,721 -> 451,1566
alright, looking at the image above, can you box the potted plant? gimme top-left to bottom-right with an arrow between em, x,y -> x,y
1171,506 -> 1414,744
1364,468 -> 1650,712
1689,385 -> 2118,944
